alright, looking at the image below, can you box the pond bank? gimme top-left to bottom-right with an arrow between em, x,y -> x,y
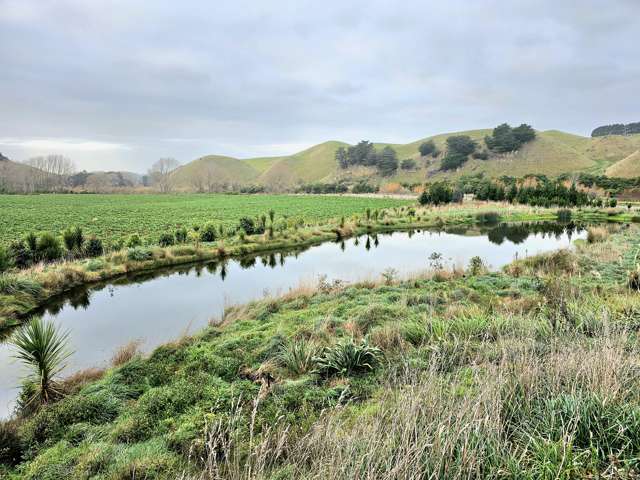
0,203 -> 636,333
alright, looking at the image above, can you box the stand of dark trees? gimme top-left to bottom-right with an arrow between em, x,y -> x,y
485,123 -> 536,153
592,122 -> 640,137
335,142 -> 398,176
419,175 -> 604,208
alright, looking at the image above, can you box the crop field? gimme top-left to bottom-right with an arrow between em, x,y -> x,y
0,193 -> 412,247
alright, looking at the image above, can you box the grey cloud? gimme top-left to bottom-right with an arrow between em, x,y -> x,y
0,0 -> 638,171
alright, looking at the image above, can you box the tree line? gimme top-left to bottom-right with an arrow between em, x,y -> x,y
592,122 -> 640,137
418,175 -> 613,208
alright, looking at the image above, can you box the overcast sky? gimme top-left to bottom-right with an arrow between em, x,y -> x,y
0,0 -> 638,172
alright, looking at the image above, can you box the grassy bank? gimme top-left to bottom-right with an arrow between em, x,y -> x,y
1,202 -> 639,334
2,204 -> 640,477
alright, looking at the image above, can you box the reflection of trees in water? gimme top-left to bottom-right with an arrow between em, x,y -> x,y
68,290 -> 91,310
239,257 -> 256,269
33,221 -> 593,323
485,222 -> 583,245
220,264 -> 227,281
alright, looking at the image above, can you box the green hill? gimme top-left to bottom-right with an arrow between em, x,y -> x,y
172,155 -> 261,190
173,130 -> 640,190
605,150 -> 640,178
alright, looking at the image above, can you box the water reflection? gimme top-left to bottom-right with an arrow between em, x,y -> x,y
29,221 -> 586,319
1,221 -> 589,417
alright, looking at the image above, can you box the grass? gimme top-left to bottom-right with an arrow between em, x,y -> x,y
0,193 -> 412,248
3,220 -> 640,478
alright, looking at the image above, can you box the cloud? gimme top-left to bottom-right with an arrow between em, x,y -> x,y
0,0 -> 638,172
0,138 -> 130,152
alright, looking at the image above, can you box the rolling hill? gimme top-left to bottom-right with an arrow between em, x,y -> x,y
605,150 -> 640,178
171,130 -> 640,191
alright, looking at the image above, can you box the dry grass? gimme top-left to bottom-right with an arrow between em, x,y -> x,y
587,226 -> 609,244
61,367 -> 105,394
110,340 -> 141,367
505,249 -> 578,277
183,333 -> 640,480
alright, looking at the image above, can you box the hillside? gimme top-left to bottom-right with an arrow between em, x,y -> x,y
0,154 -> 53,192
172,130 -> 640,191
605,150 -> 640,178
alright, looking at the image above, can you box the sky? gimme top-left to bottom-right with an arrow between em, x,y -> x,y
0,0 -> 638,173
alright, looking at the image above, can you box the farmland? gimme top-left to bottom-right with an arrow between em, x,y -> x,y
0,193 -> 412,247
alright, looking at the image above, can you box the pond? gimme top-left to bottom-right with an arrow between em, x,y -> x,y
0,222 -> 586,417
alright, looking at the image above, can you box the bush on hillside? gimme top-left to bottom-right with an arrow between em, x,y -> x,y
400,158 -> 417,170
419,140 -> 437,157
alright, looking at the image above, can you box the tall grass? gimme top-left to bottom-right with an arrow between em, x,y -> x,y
186,334 -> 640,480
587,226 -> 609,243
0,274 -> 43,297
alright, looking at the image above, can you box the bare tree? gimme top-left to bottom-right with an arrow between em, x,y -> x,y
22,154 -> 75,191
148,157 -> 180,193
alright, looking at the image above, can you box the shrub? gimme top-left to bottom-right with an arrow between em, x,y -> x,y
25,232 -> 38,255
472,150 -> 489,160
158,233 -> 175,247
0,246 -> 10,272
352,181 -> 378,194
85,237 -> 103,258
419,181 -> 453,205
278,338 -> 319,375
200,222 -> 217,242
62,226 -> 84,252
441,152 -> 468,171
238,217 -> 260,235
127,247 -> 154,262
314,339 -> 381,376
9,240 -> 32,269
468,256 -> 485,275
126,234 -> 142,248
475,211 -> 501,225
175,227 -> 188,243
0,419 -> 22,466
419,140 -> 437,157
36,232 -> 63,262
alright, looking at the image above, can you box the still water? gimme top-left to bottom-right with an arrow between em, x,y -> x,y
0,222 -> 586,417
